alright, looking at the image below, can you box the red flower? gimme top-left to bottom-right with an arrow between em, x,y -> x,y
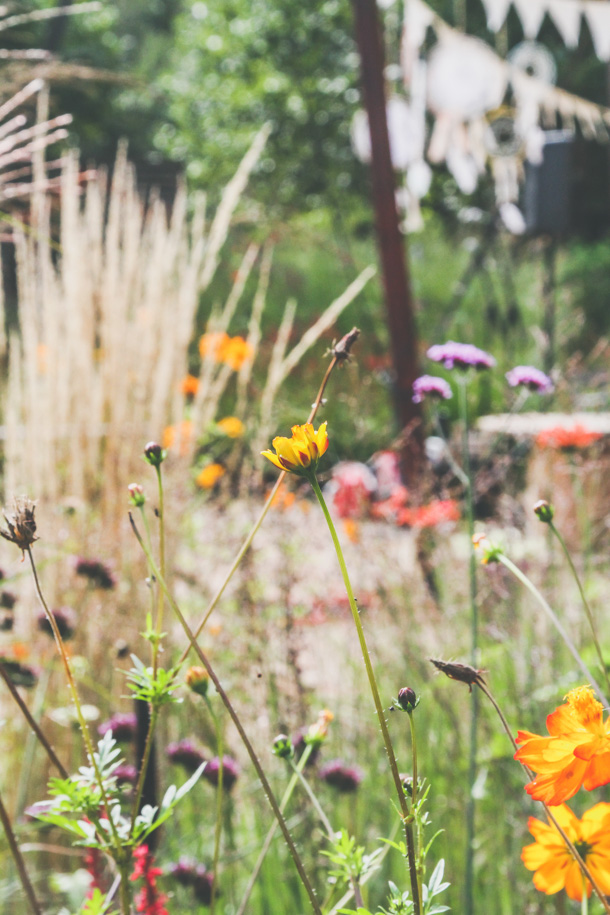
130,845 -> 168,915
536,424 -> 603,451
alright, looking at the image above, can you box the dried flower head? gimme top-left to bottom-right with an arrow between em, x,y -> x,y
74,557 -> 117,590
1,497 -> 38,553
429,658 -> 487,692
0,656 -> 38,689
0,591 -> 18,610
331,326 -> 360,363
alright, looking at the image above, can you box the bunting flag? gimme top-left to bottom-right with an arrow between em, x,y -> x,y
479,0 -> 610,60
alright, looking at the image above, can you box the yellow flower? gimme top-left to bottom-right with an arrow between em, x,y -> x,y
522,802 -> 610,901
195,463 -> 225,489
261,422 -> 329,476
217,416 -> 244,438
515,686 -> 610,805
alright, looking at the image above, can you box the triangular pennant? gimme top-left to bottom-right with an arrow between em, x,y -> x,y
547,0 -> 582,48
583,2 -> 610,61
512,0 -> 547,37
480,0 -> 513,31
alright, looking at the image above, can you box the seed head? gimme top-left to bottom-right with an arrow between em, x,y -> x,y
429,657 -> 487,692
1,497 -> 38,553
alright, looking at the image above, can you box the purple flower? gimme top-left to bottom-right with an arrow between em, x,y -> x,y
505,365 -> 554,394
0,657 -> 38,688
0,591 -> 17,610
74,557 -> 117,590
37,606 -> 77,641
412,375 -> 453,404
98,712 -> 137,742
427,342 -> 496,371
0,612 -> 13,631
113,763 -> 138,786
319,759 -> 364,793
203,755 -> 240,791
292,728 -> 320,767
166,739 -> 206,774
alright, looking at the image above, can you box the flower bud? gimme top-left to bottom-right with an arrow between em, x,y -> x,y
185,666 -> 209,698
272,734 -> 294,759
533,499 -> 554,523
128,483 -> 146,507
143,442 -> 166,467
397,687 -> 418,712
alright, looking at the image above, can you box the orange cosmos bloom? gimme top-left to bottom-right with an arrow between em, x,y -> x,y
162,420 -> 193,455
198,333 -> 253,371
261,423 -> 329,477
536,424 -> 603,450
515,686 -> 610,805
199,331 -> 230,362
195,463 -> 225,489
216,416 -> 244,438
180,374 -> 200,397
522,802 -> 610,901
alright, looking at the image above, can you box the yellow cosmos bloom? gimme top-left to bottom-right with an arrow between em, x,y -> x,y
515,686 -> 610,805
261,422 -> 329,476
522,802 -> 610,901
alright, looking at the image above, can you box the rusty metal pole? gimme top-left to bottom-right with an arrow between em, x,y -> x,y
352,0 -> 423,485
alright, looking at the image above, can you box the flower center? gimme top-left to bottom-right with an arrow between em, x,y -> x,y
574,839 -> 593,861
565,686 -> 603,726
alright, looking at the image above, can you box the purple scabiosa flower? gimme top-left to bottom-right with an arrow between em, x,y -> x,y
98,712 -> 137,742
505,365 -> 554,394
166,739 -> 207,774
0,591 -> 17,610
318,759 -> 364,793
37,606 -> 77,641
113,763 -> 138,786
292,727 -> 321,767
412,375 -> 453,404
203,755 -> 240,791
74,557 -> 117,590
167,860 -> 214,905
427,341 -> 496,371
0,612 -> 13,631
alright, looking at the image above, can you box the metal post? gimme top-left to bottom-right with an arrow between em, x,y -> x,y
352,0 -> 423,484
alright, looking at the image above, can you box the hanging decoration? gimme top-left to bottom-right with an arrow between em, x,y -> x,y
479,0 -> 610,60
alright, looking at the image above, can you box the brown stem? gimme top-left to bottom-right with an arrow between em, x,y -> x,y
0,663 -> 67,778
476,680 -> 610,915
0,787 -> 42,915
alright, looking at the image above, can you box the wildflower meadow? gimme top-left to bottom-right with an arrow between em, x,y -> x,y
1,3 -> 610,915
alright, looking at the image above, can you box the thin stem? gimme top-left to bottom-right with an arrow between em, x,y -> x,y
457,375 -> 477,915
119,859 -> 131,915
407,712 -> 423,903
290,760 -> 334,837
26,548 -> 121,847
548,520 -> 610,697
309,476 -> 421,915
582,875 -> 588,915
496,553 -> 609,707
153,465 -> 166,675
129,516 -> 322,915
178,355 -> 340,662
0,787 -> 42,915
476,678 -> 610,915
129,707 -> 159,839
235,745 -> 314,915
0,662 -> 68,778
205,696 -> 224,915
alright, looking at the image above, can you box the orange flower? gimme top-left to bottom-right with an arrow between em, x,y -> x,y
195,463 -> 225,489
536,424 -> 603,450
199,331 -> 230,362
162,420 -> 193,455
216,416 -> 244,438
515,686 -> 610,805
522,802 -> 610,901
198,332 -> 253,371
180,374 -> 200,397
398,499 -> 460,528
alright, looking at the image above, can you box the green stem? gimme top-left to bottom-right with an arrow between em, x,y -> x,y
178,355 -> 340,664
26,548 -> 122,848
407,712 -> 423,903
457,375 -> 478,915
119,859 -> 131,915
290,759 -> 334,837
582,874 -> 589,915
0,787 -> 42,915
496,553 -> 608,707
129,515 -> 322,915
153,465 -> 166,675
235,745 -> 314,915
548,521 -> 610,697
205,696 -> 224,915
309,476 -> 421,915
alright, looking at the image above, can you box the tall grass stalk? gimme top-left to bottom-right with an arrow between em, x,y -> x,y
0,789 -> 41,915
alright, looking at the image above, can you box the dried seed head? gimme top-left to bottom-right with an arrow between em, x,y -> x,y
331,326 -> 360,363
429,657 -> 487,692
1,497 -> 38,552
